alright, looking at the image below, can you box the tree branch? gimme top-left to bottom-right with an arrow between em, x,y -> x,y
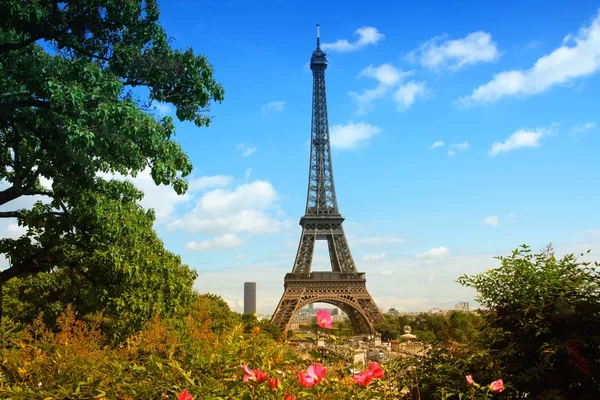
0,255 -> 50,283
23,188 -> 54,197
0,26 -> 69,55
0,211 -> 24,218
0,184 -> 54,207
0,35 -> 45,54
0,186 -> 21,207
0,211 -> 63,219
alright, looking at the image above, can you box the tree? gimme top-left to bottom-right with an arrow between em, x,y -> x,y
259,319 -> 284,341
194,294 -> 241,336
459,245 -> 600,399
375,315 -> 400,341
241,312 -> 259,334
3,180 -> 197,341
0,0 -> 224,283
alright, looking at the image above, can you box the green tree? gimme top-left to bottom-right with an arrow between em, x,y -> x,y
195,294 -> 242,336
412,313 -> 448,342
459,245 -> 600,399
0,0 -> 224,284
447,310 -> 480,343
3,180 -> 197,341
259,319 -> 284,341
241,313 -> 259,334
375,315 -> 400,340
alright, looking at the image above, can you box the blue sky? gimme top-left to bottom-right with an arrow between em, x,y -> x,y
2,0 -> 600,313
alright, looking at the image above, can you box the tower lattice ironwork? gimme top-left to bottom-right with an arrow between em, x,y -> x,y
271,25 -> 384,335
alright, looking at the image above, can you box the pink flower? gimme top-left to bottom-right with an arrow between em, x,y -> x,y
489,379 -> 504,393
369,362 -> 385,379
268,377 -> 280,390
178,389 -> 194,400
297,370 -> 315,388
466,375 -> 475,385
241,365 -> 268,383
307,363 -> 327,383
241,365 -> 256,382
316,310 -> 333,329
353,370 -> 374,387
297,362 -> 327,387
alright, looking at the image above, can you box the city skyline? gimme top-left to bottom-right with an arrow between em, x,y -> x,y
2,1 -> 600,314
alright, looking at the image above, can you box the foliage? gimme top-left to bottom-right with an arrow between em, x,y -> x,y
4,244 -> 599,399
2,181 -> 197,342
375,311 -> 481,344
458,245 -> 600,399
388,345 -> 503,399
259,319 -> 284,341
0,0 -> 224,284
0,303 -> 401,399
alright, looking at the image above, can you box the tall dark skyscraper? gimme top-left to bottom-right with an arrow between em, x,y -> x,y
244,282 -> 256,314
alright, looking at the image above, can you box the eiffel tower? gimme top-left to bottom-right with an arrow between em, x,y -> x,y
271,25 -> 384,335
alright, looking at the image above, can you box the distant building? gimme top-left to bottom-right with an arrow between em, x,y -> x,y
387,308 -> 400,316
243,282 -> 256,314
331,308 -> 339,316
455,302 -> 469,311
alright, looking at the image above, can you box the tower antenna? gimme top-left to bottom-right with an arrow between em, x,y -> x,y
316,24 -> 320,48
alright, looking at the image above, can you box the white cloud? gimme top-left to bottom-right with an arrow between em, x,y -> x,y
451,141 -> 470,150
321,26 -> 384,52
192,233 -> 600,314
408,31 -> 499,70
329,122 -> 381,149
430,141 -> 445,149
154,102 -> 173,116
188,175 -> 233,192
415,247 -> 449,259
237,143 -> 257,157
185,234 -> 244,251
350,236 -> 409,246
488,127 -> 551,156
350,65 -> 419,113
393,81 -> 427,111
170,210 -> 282,235
359,64 -> 409,86
99,168 -> 190,221
569,121 -> 596,139
262,101 -> 286,113
245,168 -> 252,181
361,252 -> 386,261
460,11 -> 600,105
484,216 -> 500,227
447,141 -> 469,156
233,254 -> 247,261
2,223 -> 27,239
504,213 -> 517,222
168,180 -> 283,235
198,181 -> 277,214
349,85 -> 388,114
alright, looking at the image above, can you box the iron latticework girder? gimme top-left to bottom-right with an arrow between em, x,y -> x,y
270,276 -> 383,335
306,35 -> 338,217
271,26 -> 384,335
